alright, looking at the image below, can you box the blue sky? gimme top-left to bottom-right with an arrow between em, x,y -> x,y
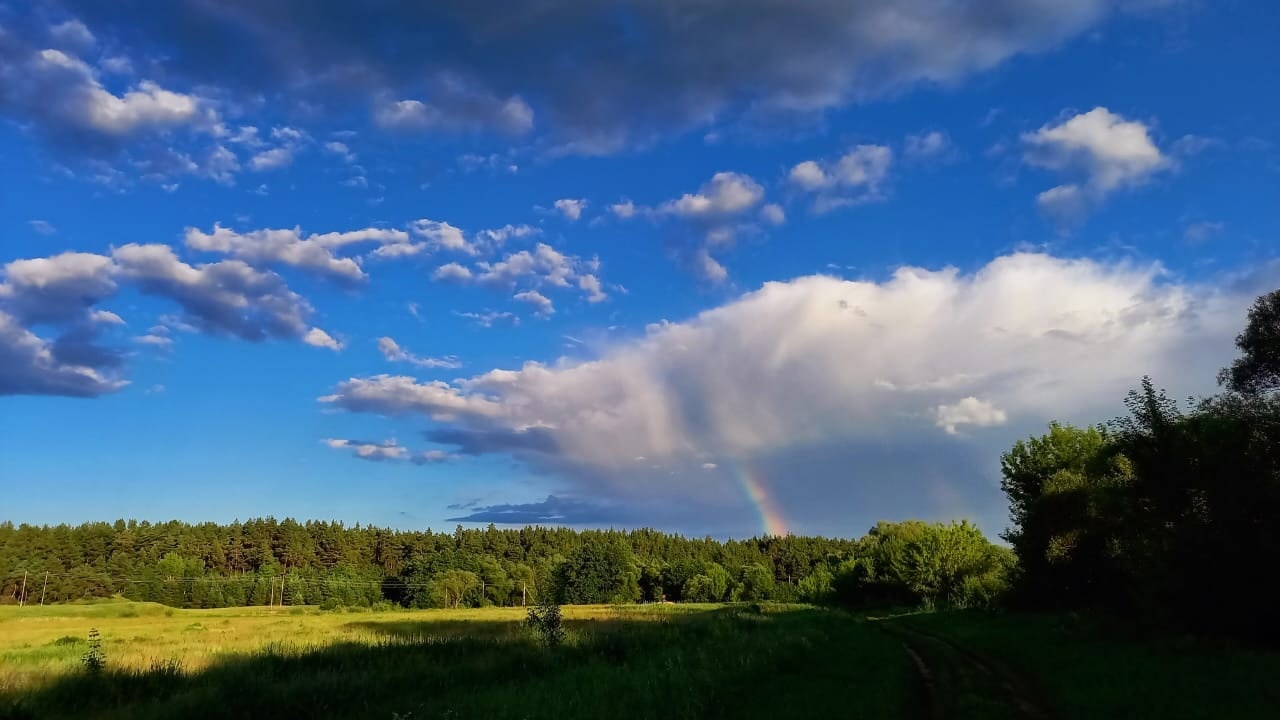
1,0 -> 1277,538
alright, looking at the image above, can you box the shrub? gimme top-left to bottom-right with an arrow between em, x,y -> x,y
525,599 -> 566,646
82,628 -> 105,674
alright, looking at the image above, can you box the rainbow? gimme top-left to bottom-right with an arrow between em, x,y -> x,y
732,463 -> 789,537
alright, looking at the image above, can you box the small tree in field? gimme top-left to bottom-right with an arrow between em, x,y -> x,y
525,597 -> 566,646
82,628 -> 105,674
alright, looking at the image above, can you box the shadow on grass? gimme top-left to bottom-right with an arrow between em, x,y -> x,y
0,606 -> 912,720
341,607 -> 693,640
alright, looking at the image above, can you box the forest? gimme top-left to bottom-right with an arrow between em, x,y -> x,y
3,287 -> 1279,644
0,516 -> 1010,613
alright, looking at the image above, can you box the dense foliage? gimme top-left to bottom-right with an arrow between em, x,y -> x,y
1002,287 -> 1280,641
0,517 -> 1008,611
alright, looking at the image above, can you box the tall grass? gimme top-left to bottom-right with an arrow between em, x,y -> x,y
0,601 -> 910,720
896,611 -> 1280,720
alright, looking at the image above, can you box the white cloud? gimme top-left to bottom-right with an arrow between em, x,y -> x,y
249,147 -> 293,171
112,243 -> 314,341
304,327 -> 344,351
788,161 -> 827,191
28,220 -> 56,235
1022,107 -> 1169,224
323,252 -> 1265,532
373,86 -> 534,136
203,145 -> 241,184
904,130 -> 954,160
660,172 -> 764,219
454,310 -> 519,328
410,219 -> 473,255
789,145 -> 892,212
99,56 -> 133,76
90,310 -> 124,325
610,200 -> 638,219
1184,220 -> 1225,244
0,251 -> 118,324
49,20 -> 96,51
640,171 -> 776,281
133,331 -> 173,348
554,198 -> 587,221
1171,134 -> 1223,157
185,224 -> 413,282
377,336 -> 461,368
514,289 -> 555,317
25,49 -> 213,136
760,203 -> 786,226
325,437 -> 410,461
693,249 -> 728,284
0,309 -> 126,397
324,438 -> 454,464
1035,184 -> 1089,226
473,224 -> 540,253
321,374 -> 502,421
323,141 -> 356,162
933,397 -> 1007,434
0,241 -> 339,396
433,262 -> 474,282
577,274 -> 607,303
475,243 -> 576,289
226,125 -> 264,148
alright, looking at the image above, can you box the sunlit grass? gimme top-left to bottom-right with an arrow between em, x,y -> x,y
0,599 -> 721,692
0,600 -> 909,720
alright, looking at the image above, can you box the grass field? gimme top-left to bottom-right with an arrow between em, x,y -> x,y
6,600 -> 1280,720
892,611 -> 1280,720
0,600 -> 913,719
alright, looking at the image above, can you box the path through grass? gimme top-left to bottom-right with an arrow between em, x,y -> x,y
895,611 -> 1280,720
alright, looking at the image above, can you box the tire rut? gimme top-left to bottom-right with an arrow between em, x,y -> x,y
874,618 -> 1057,720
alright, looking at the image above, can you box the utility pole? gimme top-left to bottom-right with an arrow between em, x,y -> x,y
39,572 -> 49,606
269,577 -> 275,607
18,571 -> 27,607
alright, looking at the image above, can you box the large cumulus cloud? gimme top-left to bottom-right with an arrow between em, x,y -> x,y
322,252 -> 1266,535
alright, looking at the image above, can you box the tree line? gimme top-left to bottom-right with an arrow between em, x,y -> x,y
1001,288 -> 1280,641
0,516 -> 1010,611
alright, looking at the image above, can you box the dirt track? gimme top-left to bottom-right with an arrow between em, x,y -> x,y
873,617 -> 1056,720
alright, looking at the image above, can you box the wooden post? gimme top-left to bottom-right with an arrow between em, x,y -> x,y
39,572 -> 49,606
18,571 -> 28,607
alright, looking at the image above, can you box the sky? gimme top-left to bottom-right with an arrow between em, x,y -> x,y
1,0 -> 1277,539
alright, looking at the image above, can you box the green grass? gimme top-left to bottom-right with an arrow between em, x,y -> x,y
0,600 -> 911,720
896,611 -> 1280,720
8,599 -> 1280,719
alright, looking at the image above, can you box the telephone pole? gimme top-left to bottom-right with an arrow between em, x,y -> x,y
18,571 -> 27,607
39,572 -> 49,606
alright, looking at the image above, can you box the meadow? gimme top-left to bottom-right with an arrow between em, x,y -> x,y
5,599 -> 1280,719
2,597 -> 1280,712
0,599 -> 913,720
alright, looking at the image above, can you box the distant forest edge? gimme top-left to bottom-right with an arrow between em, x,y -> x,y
0,517 -> 1009,610
3,288 -> 1279,642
